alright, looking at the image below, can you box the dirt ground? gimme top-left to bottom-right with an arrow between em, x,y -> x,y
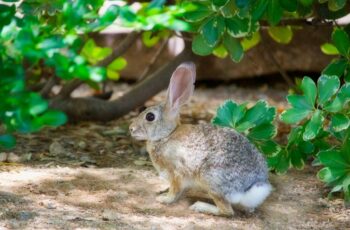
0,82 -> 349,230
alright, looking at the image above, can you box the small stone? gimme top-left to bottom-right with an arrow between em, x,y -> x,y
133,160 -> 147,166
20,153 -> 32,162
17,211 -> 35,221
43,201 -> 56,209
77,141 -> 87,149
49,141 -> 66,156
7,220 -> 20,229
0,152 -> 7,162
80,155 -> 96,164
102,209 -> 117,221
7,153 -> 20,163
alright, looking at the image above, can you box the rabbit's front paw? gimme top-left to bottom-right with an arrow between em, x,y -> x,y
156,194 -> 177,204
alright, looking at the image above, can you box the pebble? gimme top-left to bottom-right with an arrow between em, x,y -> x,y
41,201 -> 56,209
49,141 -> 66,156
77,141 -> 87,149
0,152 -> 7,162
20,153 -> 32,162
133,160 -> 152,166
101,209 -> 118,221
7,153 -> 20,163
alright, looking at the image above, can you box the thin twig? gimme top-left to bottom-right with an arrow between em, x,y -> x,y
98,31 -> 139,67
261,41 -> 294,88
57,32 -> 140,98
138,39 -> 168,81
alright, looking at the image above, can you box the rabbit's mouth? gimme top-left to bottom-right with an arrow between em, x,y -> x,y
129,125 -> 147,140
131,133 -> 147,140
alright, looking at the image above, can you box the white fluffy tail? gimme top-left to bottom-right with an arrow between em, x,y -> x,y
228,182 -> 272,209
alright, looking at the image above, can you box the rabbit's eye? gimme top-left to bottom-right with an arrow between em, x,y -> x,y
145,112 -> 155,121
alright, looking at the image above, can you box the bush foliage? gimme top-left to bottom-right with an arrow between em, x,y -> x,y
1,0 -> 350,202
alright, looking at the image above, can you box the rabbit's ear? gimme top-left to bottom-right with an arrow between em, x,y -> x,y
164,62 -> 196,119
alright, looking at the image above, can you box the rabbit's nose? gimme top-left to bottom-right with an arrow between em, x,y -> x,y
129,125 -> 136,133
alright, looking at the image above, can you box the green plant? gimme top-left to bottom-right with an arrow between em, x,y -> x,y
213,73 -> 350,203
212,100 -> 280,157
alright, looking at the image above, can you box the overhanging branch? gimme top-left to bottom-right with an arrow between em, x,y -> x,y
50,44 -> 196,121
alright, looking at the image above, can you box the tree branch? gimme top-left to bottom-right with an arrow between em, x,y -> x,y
50,43 -> 196,121
138,38 -> 168,81
98,31 -> 139,67
57,79 -> 83,98
56,32 -> 139,99
40,76 -> 59,98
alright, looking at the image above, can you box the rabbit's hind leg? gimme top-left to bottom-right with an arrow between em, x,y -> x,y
190,193 -> 234,217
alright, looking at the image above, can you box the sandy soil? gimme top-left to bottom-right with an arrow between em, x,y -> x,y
0,83 -> 349,230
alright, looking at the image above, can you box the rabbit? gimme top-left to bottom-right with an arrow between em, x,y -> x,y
129,62 -> 272,217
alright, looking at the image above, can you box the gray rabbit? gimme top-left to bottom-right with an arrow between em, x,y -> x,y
129,62 -> 271,216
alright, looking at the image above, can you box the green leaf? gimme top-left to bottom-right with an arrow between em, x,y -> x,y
201,16 -> 225,47
303,110 -> 324,141
267,0 -> 283,26
107,69 -> 120,80
223,34 -> 244,62
287,126 -> 303,147
268,26 -> 293,44
328,0 -> 347,11
37,110 -> 67,127
220,0 -> 237,17
108,57 -> 127,71
81,39 -> 112,65
301,77 -> 317,106
212,100 -> 246,128
192,33 -> 214,56
322,58 -> 348,77
0,134 -> 16,149
241,32 -> 261,51
331,114 -> 350,132
280,0 -> 297,12
280,108 -> 311,124
287,95 -> 313,110
317,75 -> 340,105
290,148 -> 305,169
213,0 -> 229,7
298,141 -> 315,154
251,0 -> 268,21
89,67 -> 106,82
332,29 -> 350,57
299,0 -> 314,6
213,44 -> 228,58
258,140 -> 281,157
238,101 -> 275,126
267,149 -> 290,174
142,31 -> 160,47
338,83 -> 350,104
183,3 -> 212,22
318,149 -> 350,169
235,0 -> 251,8
321,43 -> 339,55
323,96 -> 342,112
318,167 -> 337,183
225,17 -> 250,38
248,123 -> 277,140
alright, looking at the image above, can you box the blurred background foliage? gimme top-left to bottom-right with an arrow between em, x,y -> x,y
0,0 -> 350,202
